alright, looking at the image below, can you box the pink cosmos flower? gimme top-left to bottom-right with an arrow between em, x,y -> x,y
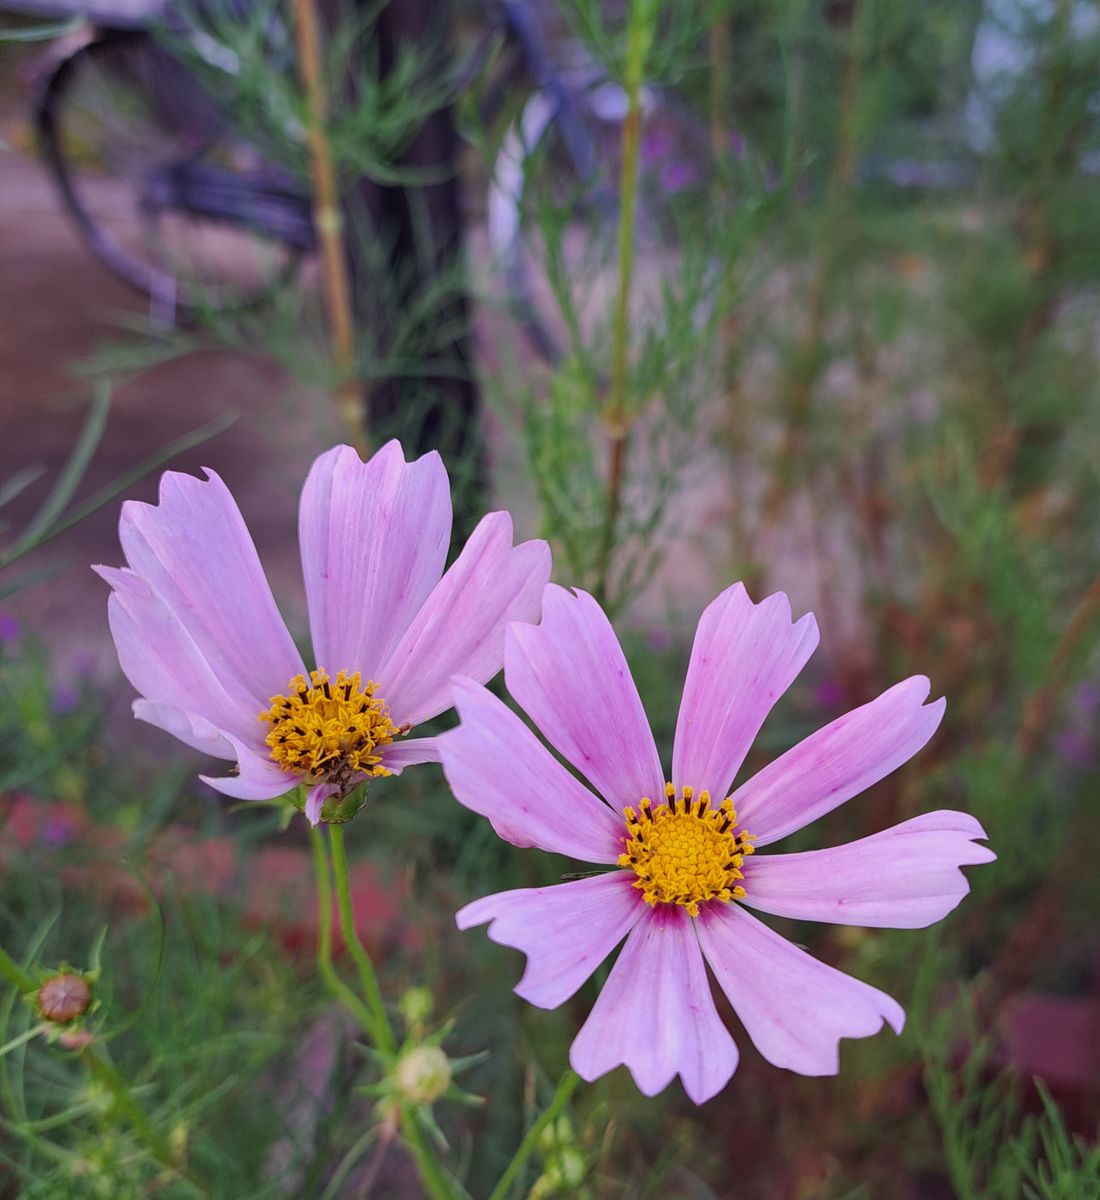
95,441 -> 551,825
441,584 -> 994,1103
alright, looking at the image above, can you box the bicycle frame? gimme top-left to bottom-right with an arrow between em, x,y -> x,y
29,0 -> 599,326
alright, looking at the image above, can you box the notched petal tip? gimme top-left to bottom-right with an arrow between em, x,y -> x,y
145,464 -> 227,509
93,563 -> 142,593
896,676 -> 948,721
308,438 -> 441,488
546,581 -> 594,610
883,999 -> 906,1036
761,586 -> 793,619
91,563 -> 122,589
455,877 -> 641,1010
908,673 -> 932,698
453,897 -> 491,932
714,579 -> 816,628
673,580 -> 820,803
699,904 -> 904,1076
508,584 -> 597,645
378,438 -> 447,477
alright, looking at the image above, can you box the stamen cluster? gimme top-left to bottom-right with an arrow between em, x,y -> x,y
260,669 -> 399,786
619,785 -> 755,918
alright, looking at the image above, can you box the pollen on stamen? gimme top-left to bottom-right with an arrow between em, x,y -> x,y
259,669 -> 399,784
618,785 -> 755,918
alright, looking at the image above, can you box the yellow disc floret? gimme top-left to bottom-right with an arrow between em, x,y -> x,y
618,784 -> 755,918
260,669 -> 399,788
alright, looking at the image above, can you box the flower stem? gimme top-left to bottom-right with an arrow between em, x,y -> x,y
291,0 -> 366,450
327,825 -> 395,1056
487,1070 -> 580,1200
309,825 -> 380,1039
594,0 -> 653,607
81,1045 -> 209,1199
400,1110 -> 462,1200
320,826 -> 459,1200
708,11 -> 732,163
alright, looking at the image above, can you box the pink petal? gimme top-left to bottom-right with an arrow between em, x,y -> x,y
298,441 -> 451,680
201,733 -> 300,801
742,811 -> 994,928
456,873 -> 643,1008
304,781 -> 337,825
697,902 -> 904,1076
438,677 -> 624,863
380,737 -> 441,773
96,566 -> 266,750
672,584 -> 819,802
569,905 -> 738,1104
734,676 -> 946,845
378,512 -> 550,727
505,586 -> 664,810
118,468 -> 304,706
133,700 -> 230,758
484,814 -> 541,849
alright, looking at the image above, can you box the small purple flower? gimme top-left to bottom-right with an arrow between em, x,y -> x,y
1073,681 -> 1100,717
660,160 -> 700,192
1056,727 -> 1094,771
51,684 -> 80,715
814,677 -> 845,710
441,584 -> 993,1103
0,614 -> 21,643
95,442 -> 551,825
645,626 -> 671,653
641,128 -> 674,163
40,813 -> 75,847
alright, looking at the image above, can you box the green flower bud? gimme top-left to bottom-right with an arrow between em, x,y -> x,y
557,1146 -> 587,1188
395,1045 -> 451,1104
399,986 -> 434,1028
538,1112 -> 574,1153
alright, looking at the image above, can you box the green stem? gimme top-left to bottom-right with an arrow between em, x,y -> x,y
323,826 -> 458,1200
309,826 -> 379,1039
401,1109 -> 462,1200
488,1070 -> 580,1200
82,1046 -> 209,1198
595,0 -> 653,606
327,825 -> 395,1056
0,945 -> 36,995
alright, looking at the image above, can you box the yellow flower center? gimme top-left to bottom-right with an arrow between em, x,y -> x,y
259,669 -> 400,789
618,784 -> 755,918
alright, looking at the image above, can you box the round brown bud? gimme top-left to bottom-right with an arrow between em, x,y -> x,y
37,973 -> 92,1024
